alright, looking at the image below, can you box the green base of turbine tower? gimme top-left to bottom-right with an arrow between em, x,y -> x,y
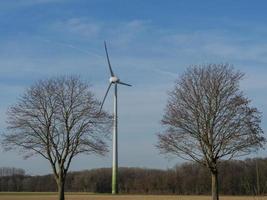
112,167 -> 118,194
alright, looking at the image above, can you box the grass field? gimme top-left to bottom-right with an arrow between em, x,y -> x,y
0,193 -> 266,200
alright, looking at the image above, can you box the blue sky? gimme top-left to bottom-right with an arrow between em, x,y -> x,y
1,0 -> 267,175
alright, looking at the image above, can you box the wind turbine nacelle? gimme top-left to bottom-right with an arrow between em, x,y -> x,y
110,76 -> 119,83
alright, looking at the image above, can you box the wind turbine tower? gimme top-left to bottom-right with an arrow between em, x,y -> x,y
100,41 -> 132,194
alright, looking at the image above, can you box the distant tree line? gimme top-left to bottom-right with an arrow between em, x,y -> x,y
0,158 -> 266,195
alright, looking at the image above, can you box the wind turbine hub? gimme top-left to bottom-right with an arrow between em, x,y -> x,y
109,76 -> 120,83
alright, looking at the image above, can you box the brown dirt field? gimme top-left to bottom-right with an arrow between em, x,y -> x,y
0,194 -> 267,200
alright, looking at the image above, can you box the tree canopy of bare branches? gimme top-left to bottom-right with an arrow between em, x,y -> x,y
157,64 -> 265,200
2,76 -> 111,200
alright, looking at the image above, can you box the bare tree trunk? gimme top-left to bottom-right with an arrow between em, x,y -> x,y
211,170 -> 219,200
256,160 -> 260,195
57,177 -> 65,200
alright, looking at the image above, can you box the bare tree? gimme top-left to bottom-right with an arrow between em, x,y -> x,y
2,76 -> 111,200
156,64 -> 265,200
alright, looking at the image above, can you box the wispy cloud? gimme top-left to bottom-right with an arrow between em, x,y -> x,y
40,38 -> 103,58
159,29 -> 267,64
50,18 -> 151,46
52,18 -> 102,38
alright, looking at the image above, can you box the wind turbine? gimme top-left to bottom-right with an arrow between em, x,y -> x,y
100,41 -> 132,194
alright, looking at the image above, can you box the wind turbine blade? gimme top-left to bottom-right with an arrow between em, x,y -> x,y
118,81 -> 132,87
104,41 -> 115,76
100,83 -> 112,111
